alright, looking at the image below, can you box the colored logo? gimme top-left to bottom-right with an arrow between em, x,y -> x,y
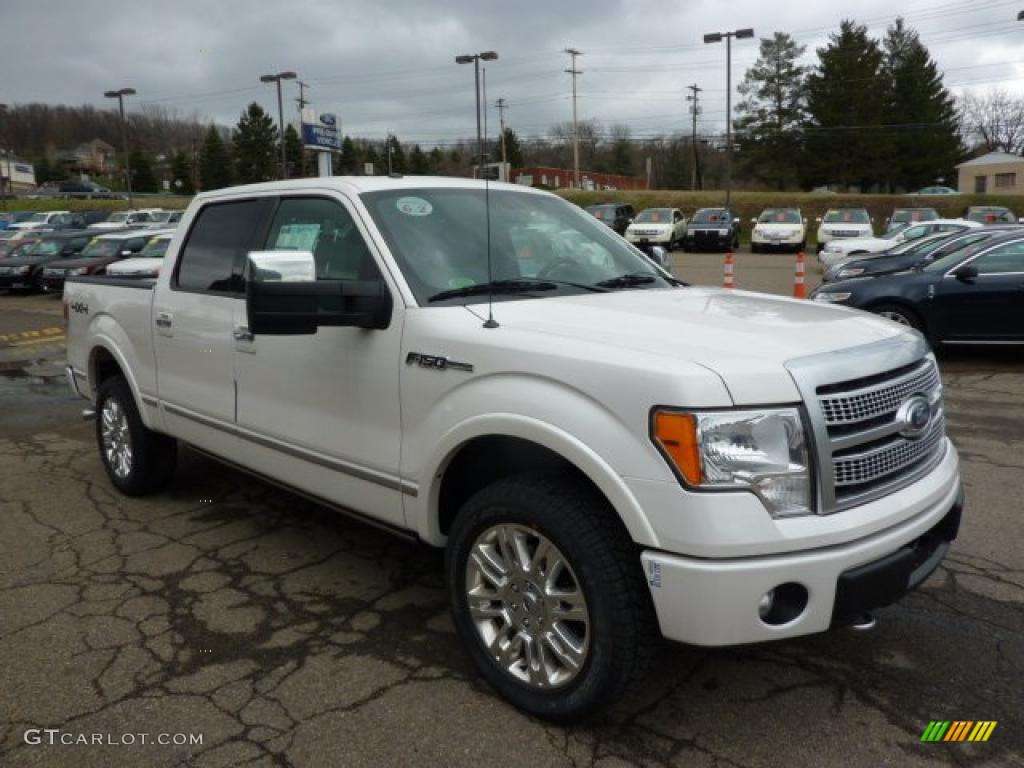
319,113 -> 337,127
921,721 -> 997,742
897,394 -> 932,439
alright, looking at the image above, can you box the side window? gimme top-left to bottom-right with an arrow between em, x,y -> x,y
263,197 -> 377,280
971,242 -> 1024,274
176,200 -> 264,293
127,238 -> 146,252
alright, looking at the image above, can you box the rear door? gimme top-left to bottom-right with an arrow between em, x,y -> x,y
153,198 -> 272,455
934,240 -> 1024,341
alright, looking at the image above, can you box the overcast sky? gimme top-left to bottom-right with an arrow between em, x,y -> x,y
4,0 -> 1023,145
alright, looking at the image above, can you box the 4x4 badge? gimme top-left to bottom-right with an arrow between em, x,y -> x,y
405,352 -> 473,373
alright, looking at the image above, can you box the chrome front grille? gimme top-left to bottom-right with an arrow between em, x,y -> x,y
786,336 -> 948,514
833,415 -> 945,488
820,361 -> 940,426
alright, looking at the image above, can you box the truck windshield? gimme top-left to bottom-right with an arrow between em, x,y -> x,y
635,209 -> 672,223
690,209 -> 730,224
823,210 -> 869,224
361,188 -> 671,305
758,209 -> 800,224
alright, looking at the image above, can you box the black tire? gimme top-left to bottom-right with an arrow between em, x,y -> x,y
869,302 -> 923,333
95,376 -> 177,496
446,473 -> 657,722
751,243 -> 761,254
682,243 -> 692,253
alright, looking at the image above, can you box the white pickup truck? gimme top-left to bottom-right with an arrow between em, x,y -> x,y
64,177 -> 963,720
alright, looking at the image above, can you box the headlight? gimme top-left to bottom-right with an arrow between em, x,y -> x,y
69,267 -> 88,276
718,228 -> 729,236
823,245 -> 842,254
652,408 -> 812,517
837,267 -> 865,279
812,292 -> 852,303
16,265 -> 31,275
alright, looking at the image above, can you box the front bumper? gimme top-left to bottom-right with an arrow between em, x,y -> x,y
640,471 -> 962,646
42,276 -> 66,292
684,230 -> 732,250
0,272 -> 33,288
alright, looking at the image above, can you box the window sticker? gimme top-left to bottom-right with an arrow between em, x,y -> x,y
448,276 -> 476,288
396,197 -> 433,217
274,223 -> 321,251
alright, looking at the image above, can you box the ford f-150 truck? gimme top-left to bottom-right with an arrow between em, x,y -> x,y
64,177 -> 963,721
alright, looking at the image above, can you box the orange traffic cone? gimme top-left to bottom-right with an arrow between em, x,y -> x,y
793,251 -> 807,299
723,251 -> 735,289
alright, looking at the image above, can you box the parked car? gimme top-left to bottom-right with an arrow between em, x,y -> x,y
140,210 -> 183,228
0,237 -> 41,260
824,226 -> 1021,282
65,177 -> 962,719
76,211 -> 116,227
105,232 -> 176,277
88,209 -> 162,230
59,180 -> 116,199
0,228 -> 42,251
0,212 -> 36,230
625,208 -> 686,249
886,207 -> 938,232
815,208 -> 873,252
585,203 -> 635,236
818,219 -> 980,269
750,208 -> 806,252
24,183 -> 62,200
812,229 -> 1024,343
915,186 -> 959,196
7,210 -> 73,231
0,230 -> 92,291
964,205 -> 1018,225
41,229 -> 173,293
681,207 -> 740,251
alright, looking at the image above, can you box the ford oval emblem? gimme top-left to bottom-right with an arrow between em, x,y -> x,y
319,113 -> 337,127
896,394 -> 931,439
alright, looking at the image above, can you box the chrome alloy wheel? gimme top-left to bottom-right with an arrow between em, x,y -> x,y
100,397 -> 133,479
878,310 -> 912,327
465,524 -> 590,689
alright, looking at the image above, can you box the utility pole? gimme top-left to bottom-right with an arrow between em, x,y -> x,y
295,80 -> 310,113
703,29 -> 753,207
496,97 -> 508,173
564,48 -> 582,188
387,133 -> 393,175
685,84 -> 702,191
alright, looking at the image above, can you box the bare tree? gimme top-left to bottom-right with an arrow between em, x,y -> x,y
958,89 -> 1024,154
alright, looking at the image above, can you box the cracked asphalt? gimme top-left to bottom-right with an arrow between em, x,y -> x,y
1,290 -> 1022,768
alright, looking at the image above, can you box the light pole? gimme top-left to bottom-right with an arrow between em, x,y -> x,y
0,104 -> 9,209
564,48 -> 583,188
703,28 -> 753,207
455,51 -> 498,175
103,87 -> 137,207
260,71 -> 297,180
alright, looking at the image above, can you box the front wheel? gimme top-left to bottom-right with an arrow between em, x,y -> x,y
95,376 -> 178,495
870,303 -> 923,332
446,474 -> 657,721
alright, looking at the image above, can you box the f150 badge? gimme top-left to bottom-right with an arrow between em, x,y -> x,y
405,352 -> 473,372
69,301 -> 89,314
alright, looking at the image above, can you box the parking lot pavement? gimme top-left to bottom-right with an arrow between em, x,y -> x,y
670,245 -> 824,295
1,291 -> 1022,767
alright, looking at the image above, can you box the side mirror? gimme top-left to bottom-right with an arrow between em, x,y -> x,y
733,217 -> 740,225
815,217 -> 822,223
648,246 -> 668,267
246,251 -> 392,335
952,264 -> 978,282
750,217 -> 757,224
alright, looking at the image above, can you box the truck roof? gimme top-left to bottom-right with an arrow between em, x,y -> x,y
194,175 -> 548,200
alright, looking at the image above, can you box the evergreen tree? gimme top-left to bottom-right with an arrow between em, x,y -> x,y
232,102 -> 278,183
409,144 -> 429,174
803,21 -> 888,190
734,32 -> 807,190
199,125 -> 233,190
608,125 -> 634,175
339,136 -> 359,174
170,151 -> 195,195
285,124 -> 305,178
34,156 -> 56,183
129,149 -> 159,193
499,128 -> 524,168
881,18 -> 961,190
428,147 -> 443,173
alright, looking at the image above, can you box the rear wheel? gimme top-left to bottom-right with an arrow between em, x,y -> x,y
446,474 -> 656,722
95,376 -> 177,495
870,303 -> 922,332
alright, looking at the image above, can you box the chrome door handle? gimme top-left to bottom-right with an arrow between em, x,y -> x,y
155,312 -> 172,328
233,326 -> 254,343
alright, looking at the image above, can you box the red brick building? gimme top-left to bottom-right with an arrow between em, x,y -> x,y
511,165 -> 647,191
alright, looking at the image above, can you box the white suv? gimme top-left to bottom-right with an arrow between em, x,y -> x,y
750,208 -> 807,253
625,208 -> 686,249
815,208 -> 873,252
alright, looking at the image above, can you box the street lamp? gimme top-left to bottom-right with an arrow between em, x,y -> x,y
103,87 -> 137,207
703,28 -> 754,207
455,51 -> 498,173
260,71 -> 297,180
0,104 -> 9,209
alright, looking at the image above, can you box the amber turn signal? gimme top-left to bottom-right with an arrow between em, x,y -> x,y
653,411 -> 703,485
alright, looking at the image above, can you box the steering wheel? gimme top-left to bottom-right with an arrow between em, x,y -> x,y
536,257 -> 583,280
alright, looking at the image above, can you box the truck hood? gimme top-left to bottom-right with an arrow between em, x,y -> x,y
480,287 -> 906,404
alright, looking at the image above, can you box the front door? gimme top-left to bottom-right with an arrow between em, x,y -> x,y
934,239 -> 1024,341
233,193 -> 406,528
153,198 -> 271,456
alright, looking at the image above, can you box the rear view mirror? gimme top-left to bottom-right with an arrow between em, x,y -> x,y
952,264 -> 978,281
246,251 -> 392,335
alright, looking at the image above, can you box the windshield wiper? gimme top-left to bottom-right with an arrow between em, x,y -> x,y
595,272 -> 683,289
427,278 -> 558,303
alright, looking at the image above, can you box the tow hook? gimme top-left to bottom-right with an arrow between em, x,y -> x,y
81,408 -> 97,421
850,613 -> 877,631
